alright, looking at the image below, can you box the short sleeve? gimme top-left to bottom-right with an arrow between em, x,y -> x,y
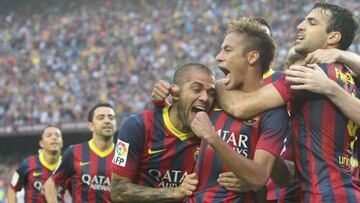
10,159 -> 28,191
112,114 -> 145,180
256,106 -> 289,157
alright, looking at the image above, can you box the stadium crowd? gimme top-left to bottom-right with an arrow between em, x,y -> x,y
0,0 -> 359,128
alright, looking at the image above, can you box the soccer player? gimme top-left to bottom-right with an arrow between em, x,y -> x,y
7,126 -> 64,203
284,58 -> 360,127
215,2 -> 360,202
185,17 -> 289,203
44,103 -> 117,203
110,63 -> 216,202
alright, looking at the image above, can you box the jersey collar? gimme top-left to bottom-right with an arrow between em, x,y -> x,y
263,68 -> 274,79
39,152 -> 61,171
88,139 -> 114,158
162,106 -> 194,141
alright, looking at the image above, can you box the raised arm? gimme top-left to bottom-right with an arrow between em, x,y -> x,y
44,178 -> 59,203
285,64 -> 360,126
216,82 -> 285,119
110,172 -> 194,203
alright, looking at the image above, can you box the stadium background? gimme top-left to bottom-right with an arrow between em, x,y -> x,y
0,0 -> 359,201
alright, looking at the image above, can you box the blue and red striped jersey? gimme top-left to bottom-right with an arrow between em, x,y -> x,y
51,140 -> 114,203
263,69 -> 281,85
186,105 -> 289,203
273,63 -> 360,202
112,106 -> 200,188
10,153 -> 65,203
263,69 -> 303,202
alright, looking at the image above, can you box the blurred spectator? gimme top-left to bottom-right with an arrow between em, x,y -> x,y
0,0 -> 358,128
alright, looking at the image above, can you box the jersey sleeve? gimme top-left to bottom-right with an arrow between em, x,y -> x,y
272,72 -> 300,103
112,114 -> 145,180
51,146 -> 74,186
10,158 -> 28,191
256,106 -> 289,157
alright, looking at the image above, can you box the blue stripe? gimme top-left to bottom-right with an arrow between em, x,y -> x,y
309,100 -> 335,201
81,143 -> 90,202
97,155 -> 107,202
294,105 -> 310,193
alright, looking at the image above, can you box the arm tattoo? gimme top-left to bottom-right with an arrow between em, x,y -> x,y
111,174 -> 182,203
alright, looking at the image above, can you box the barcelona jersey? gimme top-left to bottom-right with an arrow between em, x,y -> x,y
51,140 -> 114,203
187,105 -> 289,203
10,153 -> 66,203
112,106 -> 200,188
273,63 -> 360,202
263,69 -> 302,202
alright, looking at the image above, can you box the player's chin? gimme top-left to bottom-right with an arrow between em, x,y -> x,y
102,130 -> 115,136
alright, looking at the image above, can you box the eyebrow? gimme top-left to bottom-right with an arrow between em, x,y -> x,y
306,17 -> 318,23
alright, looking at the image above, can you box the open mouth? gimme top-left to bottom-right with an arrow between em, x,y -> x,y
219,66 -> 230,76
191,106 -> 207,113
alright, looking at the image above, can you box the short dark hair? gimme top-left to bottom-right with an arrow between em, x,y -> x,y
312,2 -> 359,50
253,17 -> 272,36
227,17 -> 276,74
172,63 -> 213,85
88,103 -> 115,122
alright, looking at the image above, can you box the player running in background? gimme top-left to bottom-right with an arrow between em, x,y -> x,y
216,2 -> 360,202
110,63 -> 217,202
7,126 -> 65,203
44,103 -> 117,203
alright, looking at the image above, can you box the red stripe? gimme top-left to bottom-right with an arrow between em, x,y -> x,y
196,140 -> 214,191
39,163 -> 49,203
105,153 -> 113,202
181,138 -> 197,174
139,110 -> 154,185
196,112 -> 227,191
26,156 -> 35,202
88,148 -> 98,203
322,100 -> 342,200
73,145 -> 82,203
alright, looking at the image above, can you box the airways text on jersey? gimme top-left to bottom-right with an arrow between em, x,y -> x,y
213,129 -> 249,157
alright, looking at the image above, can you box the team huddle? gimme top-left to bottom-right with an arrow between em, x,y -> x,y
7,2 -> 360,203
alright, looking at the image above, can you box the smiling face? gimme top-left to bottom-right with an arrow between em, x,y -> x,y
216,32 -> 249,90
174,68 -> 216,129
88,106 -> 117,138
295,8 -> 332,55
40,127 -> 63,154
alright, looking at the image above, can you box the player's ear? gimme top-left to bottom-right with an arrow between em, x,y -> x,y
327,31 -> 341,47
170,84 -> 180,102
88,122 -> 94,132
247,50 -> 259,66
39,140 -> 44,148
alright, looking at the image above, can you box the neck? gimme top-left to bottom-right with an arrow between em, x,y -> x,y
42,151 -> 60,165
92,134 -> 113,151
168,105 -> 191,133
241,67 -> 263,92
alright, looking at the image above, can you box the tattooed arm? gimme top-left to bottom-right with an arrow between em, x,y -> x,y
110,172 -> 197,203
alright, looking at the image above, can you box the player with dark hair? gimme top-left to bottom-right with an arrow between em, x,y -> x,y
216,2 -> 360,202
183,16 -> 289,203
110,63 -> 217,202
7,126 -> 64,203
44,103 -> 117,203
